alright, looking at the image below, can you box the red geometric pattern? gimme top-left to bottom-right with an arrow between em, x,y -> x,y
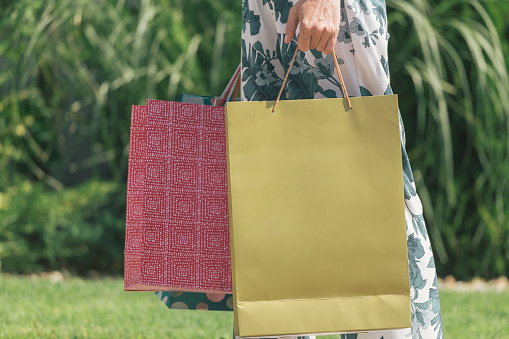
124,105 -> 146,290
124,100 -> 231,292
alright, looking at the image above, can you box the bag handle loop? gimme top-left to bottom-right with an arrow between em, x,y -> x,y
219,64 -> 242,106
272,47 -> 352,113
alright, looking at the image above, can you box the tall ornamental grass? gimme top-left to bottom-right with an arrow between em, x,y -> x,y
0,0 -> 508,279
387,0 -> 509,278
0,0 -> 241,273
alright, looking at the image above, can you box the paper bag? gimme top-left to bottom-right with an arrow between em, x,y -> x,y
125,65 -> 241,293
124,100 -> 232,292
225,94 -> 411,337
154,93 -> 236,310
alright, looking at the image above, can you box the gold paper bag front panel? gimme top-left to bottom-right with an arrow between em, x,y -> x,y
225,95 -> 410,337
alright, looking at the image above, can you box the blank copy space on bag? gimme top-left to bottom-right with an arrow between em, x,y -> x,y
226,95 -> 410,337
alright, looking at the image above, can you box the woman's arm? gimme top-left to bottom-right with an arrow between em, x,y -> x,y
284,0 -> 341,54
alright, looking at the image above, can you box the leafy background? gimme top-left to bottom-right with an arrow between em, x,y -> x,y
0,0 -> 508,280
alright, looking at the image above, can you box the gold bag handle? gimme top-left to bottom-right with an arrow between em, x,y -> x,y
272,47 -> 352,113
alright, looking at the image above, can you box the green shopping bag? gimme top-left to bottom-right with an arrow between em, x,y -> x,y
225,50 -> 411,337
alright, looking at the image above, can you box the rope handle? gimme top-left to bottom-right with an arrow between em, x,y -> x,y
218,64 -> 242,106
272,47 -> 352,113
232,73 -> 241,102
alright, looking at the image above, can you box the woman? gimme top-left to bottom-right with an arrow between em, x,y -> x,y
238,0 -> 444,338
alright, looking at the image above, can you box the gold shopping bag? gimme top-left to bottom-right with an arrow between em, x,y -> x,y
225,50 -> 411,337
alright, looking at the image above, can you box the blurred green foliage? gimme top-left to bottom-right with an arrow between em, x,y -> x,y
0,0 -> 508,279
0,180 -> 124,273
386,0 -> 509,279
0,0 -> 241,274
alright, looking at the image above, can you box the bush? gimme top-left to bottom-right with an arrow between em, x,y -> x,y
0,179 -> 125,273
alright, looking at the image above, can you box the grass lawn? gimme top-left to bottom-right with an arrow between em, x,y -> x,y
0,275 -> 508,338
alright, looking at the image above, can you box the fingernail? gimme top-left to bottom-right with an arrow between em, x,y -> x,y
284,36 -> 289,43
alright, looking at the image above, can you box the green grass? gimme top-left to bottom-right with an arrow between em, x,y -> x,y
1,276 -> 508,338
0,276 -> 233,338
439,289 -> 509,338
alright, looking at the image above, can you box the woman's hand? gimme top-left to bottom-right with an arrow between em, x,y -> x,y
284,0 -> 341,54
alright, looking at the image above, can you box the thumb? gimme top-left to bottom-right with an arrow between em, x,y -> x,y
285,9 -> 299,43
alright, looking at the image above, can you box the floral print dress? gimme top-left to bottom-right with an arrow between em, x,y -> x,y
238,0 -> 444,338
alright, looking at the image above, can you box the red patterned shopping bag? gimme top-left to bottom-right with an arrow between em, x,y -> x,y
124,100 -> 232,292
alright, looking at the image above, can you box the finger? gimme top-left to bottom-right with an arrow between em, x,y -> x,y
315,31 -> 331,52
297,20 -> 314,52
322,35 -> 336,55
285,8 -> 299,43
297,31 -> 312,52
309,35 -> 322,49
